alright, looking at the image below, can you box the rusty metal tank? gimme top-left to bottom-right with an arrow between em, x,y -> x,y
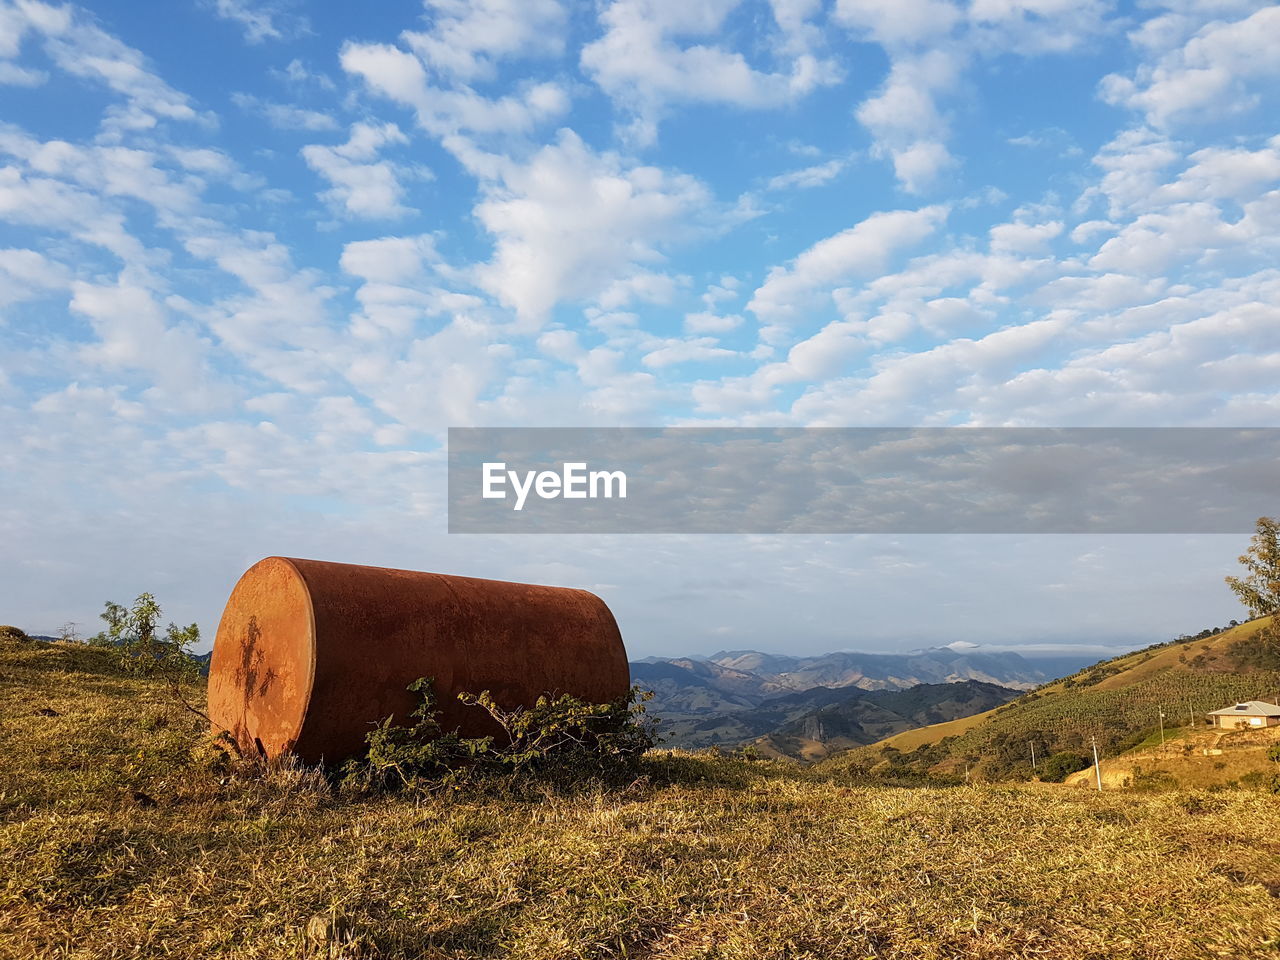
207,557 -> 629,763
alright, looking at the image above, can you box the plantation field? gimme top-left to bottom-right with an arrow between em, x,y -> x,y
3,636 -> 1280,959
833,619 -> 1280,781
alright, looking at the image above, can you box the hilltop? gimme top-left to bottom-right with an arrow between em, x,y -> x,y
4,632 -> 1280,959
829,618 -> 1280,782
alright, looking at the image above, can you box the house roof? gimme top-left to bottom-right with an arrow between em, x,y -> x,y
1206,700 -> 1280,717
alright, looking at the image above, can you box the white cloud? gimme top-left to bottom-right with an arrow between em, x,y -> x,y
206,0 -> 300,44
341,41 -> 570,142
403,0 -> 567,83
596,270 -> 683,310
684,311 -> 743,334
833,0 -> 960,46
839,0 -> 1111,192
472,129 -> 712,324
301,122 -> 415,220
641,336 -> 736,368
967,0 -> 1114,53
1087,128 -> 1182,217
1154,139 -> 1280,203
278,57 -> 334,90
1100,5 -> 1280,127
6,0 -> 205,135
340,235 -> 437,285
338,234 -> 458,340
853,50 -> 960,194
748,206 -> 948,322
69,278 -> 229,410
182,232 -> 340,393
689,317 -> 871,415
1086,187 -> 1280,276
0,129 -> 208,227
989,219 -> 1063,255
0,164 -> 143,265
581,0 -> 838,144
766,158 -> 846,191
0,247 -> 68,308
232,92 -> 340,131
0,60 -> 45,85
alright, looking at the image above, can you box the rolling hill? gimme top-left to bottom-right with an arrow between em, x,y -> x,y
4,631 -> 1280,959
653,680 -> 1019,756
749,681 -> 1020,762
828,617 -> 1280,782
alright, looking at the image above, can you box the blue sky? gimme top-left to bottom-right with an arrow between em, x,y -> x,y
2,0 -> 1278,656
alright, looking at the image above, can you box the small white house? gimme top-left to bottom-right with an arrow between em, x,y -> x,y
1206,701 -> 1280,730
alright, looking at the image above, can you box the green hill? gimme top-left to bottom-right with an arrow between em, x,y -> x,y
750,681 -> 1019,762
4,632 -> 1280,959
826,618 -> 1280,782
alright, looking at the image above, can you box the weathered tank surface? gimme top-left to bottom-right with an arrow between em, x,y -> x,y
207,557 -> 629,763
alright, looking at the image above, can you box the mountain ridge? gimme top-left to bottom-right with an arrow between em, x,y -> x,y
630,644 -> 1089,754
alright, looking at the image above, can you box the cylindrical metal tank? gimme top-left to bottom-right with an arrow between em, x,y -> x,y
207,557 -> 629,763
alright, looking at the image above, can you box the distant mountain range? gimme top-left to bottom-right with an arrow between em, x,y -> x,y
631,646 -> 1098,757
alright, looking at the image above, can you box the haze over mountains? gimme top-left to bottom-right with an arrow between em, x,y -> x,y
631,645 -> 1098,755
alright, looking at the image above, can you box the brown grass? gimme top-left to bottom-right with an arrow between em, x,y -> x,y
3,636 -> 1280,959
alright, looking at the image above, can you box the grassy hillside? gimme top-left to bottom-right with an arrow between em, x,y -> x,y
4,635 -> 1280,959
1061,722 -> 1280,792
830,618 -> 1280,781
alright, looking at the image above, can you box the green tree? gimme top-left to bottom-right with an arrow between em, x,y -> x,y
1039,752 -> 1089,783
1225,516 -> 1280,619
90,592 -> 200,679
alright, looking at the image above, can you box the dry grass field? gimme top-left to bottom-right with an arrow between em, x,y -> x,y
3,635 -> 1280,960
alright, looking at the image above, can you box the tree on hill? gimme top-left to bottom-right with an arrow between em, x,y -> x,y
1226,517 -> 1280,670
1225,516 -> 1280,620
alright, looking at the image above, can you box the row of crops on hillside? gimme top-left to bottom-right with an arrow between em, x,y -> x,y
891,668 -> 1280,780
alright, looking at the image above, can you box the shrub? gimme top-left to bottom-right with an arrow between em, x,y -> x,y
89,594 -> 200,680
0,625 -> 29,642
1039,752 -> 1090,783
1227,625 -> 1280,671
1131,765 -> 1178,792
1237,770 -> 1268,790
344,679 -> 659,792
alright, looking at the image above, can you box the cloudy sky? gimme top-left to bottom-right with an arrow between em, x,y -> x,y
2,0 -> 1277,657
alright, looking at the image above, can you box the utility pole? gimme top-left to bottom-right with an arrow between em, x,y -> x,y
1029,741 -> 1037,772
1090,736 -> 1103,792
1159,707 -> 1166,747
